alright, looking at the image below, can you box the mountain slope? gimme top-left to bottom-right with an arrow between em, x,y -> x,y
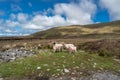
31,20 -> 120,39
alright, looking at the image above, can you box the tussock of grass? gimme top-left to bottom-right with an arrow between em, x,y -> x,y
0,50 -> 120,78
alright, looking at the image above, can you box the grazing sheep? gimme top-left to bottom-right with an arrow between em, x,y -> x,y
2,44 -> 11,51
64,44 -> 77,53
37,44 -> 42,49
23,42 -> 27,49
53,43 -> 63,52
68,46 -> 77,53
64,44 -> 74,49
12,44 -> 17,48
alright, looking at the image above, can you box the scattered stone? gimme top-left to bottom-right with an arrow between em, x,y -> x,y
71,77 -> 76,80
61,56 -> 65,58
46,69 -> 50,71
79,72 -> 82,74
60,77 -> 63,80
57,69 -> 61,71
73,61 -> 75,63
64,68 -> 69,73
100,67 -> 103,70
74,66 -> 79,69
52,62 -> 56,65
81,63 -> 84,65
93,63 -> 97,68
0,78 -> 3,80
71,72 -> 75,75
37,67 -> 41,70
43,64 -> 48,67
94,63 -> 97,65
79,50 -> 85,53
93,65 -> 96,68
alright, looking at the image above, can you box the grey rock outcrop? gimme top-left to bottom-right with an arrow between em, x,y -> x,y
0,48 -> 35,63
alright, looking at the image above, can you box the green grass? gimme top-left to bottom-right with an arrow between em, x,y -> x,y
0,50 -> 120,79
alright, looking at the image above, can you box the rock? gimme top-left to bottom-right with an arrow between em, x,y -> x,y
37,67 -> 41,70
0,59 -> 3,64
0,48 -> 35,63
4,56 -> 10,62
71,77 -> 76,80
43,64 -> 48,67
56,69 -> 61,71
90,72 -> 120,80
64,68 -> 69,73
0,78 -> 3,80
46,69 -> 50,71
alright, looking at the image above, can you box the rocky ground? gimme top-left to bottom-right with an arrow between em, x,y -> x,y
1,71 -> 120,80
50,71 -> 120,80
0,48 -> 35,64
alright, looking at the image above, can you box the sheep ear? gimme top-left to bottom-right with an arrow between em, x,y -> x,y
53,42 -> 55,44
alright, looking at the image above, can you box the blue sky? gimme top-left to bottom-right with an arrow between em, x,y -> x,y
0,0 -> 120,36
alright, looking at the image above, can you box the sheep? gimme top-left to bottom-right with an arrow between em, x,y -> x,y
53,43 -> 63,52
2,44 -> 11,51
67,46 -> 77,53
64,44 -> 75,49
37,44 -> 42,49
23,42 -> 27,49
31,44 -> 42,50
64,44 -> 77,53
12,44 -> 17,48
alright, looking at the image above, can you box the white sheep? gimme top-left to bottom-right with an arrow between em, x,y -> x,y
68,46 -> 77,53
64,44 -> 75,49
34,44 -> 42,50
64,44 -> 77,53
53,43 -> 63,52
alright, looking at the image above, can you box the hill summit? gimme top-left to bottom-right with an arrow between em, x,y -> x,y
31,20 -> 120,39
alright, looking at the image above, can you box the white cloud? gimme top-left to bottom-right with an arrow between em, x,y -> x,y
54,0 -> 96,25
100,0 -> 120,20
22,34 -> 30,36
22,22 -> 44,30
17,13 -> 28,23
32,15 -> 66,27
6,20 -> 19,27
4,29 -> 13,33
0,28 -> 18,36
21,15 -> 66,30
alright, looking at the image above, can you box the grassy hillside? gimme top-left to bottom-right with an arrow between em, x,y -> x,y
31,20 -> 120,39
0,50 -> 120,79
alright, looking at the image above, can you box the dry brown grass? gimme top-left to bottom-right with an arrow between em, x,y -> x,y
58,26 -> 120,35
0,38 -> 98,51
79,39 -> 120,58
0,38 -> 120,59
